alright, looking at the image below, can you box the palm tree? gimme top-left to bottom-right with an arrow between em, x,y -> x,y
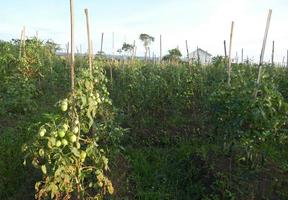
139,33 -> 154,61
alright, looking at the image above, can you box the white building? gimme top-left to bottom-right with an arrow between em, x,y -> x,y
189,48 -> 212,65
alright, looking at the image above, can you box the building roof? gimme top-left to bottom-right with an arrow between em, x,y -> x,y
191,48 -> 212,57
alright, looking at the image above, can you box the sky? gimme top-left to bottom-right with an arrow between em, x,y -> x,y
0,0 -> 288,63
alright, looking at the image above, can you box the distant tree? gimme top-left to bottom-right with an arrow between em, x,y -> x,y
121,42 -> 134,56
139,33 -> 154,61
163,48 -> 182,62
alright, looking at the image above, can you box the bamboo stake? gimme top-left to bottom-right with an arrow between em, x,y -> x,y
224,40 -> 227,58
241,48 -> 243,63
100,32 -> 104,55
112,32 -> 115,60
66,42 -> 70,65
227,21 -> 234,87
148,47 -> 151,61
91,40 -> 94,59
256,9 -> 272,85
160,34 -> 162,63
271,40 -> 275,66
22,26 -> 26,57
287,50 -> 288,68
84,8 -> 92,74
70,0 -> 75,92
197,46 -> 200,66
19,28 -> 24,59
132,40 -> 136,61
36,31 -> 39,46
185,40 -> 190,63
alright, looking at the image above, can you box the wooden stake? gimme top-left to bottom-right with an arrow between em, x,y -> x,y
224,40 -> 227,58
66,42 -> 70,65
241,48 -> 243,63
70,0 -> 75,92
84,8 -> 92,75
185,40 -> 190,63
197,46 -> 200,66
271,40 -> 275,66
19,28 -> 24,59
257,9 -> 272,85
100,32 -> 104,55
287,50 -> 288,68
228,21 -> 234,87
132,40 -> 136,61
148,47 -> 151,60
112,32 -> 115,60
91,40 -> 94,59
22,26 -> 26,53
160,35 -> 162,63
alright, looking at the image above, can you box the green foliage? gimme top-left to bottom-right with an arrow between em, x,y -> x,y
24,65 -> 122,199
162,48 -> 182,62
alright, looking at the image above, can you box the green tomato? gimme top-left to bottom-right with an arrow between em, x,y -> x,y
56,140 -> 62,147
41,165 -> 47,174
61,102 -> 68,112
80,151 -> 87,161
74,119 -> 79,125
61,139 -> 68,146
58,130 -> 66,138
39,149 -> 45,157
62,123 -> 69,131
73,126 -> 79,134
69,135 -> 77,143
39,128 -> 46,137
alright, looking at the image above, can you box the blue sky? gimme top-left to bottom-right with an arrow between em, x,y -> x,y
0,0 -> 288,63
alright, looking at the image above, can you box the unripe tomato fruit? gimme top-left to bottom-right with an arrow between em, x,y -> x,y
61,139 -> 68,146
56,140 -> 62,147
39,128 -> 46,137
69,135 -> 77,143
58,130 -> 66,138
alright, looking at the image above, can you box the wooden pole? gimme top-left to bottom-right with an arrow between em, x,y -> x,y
257,9 -> 272,85
100,32 -> 104,55
185,40 -> 190,63
271,40 -> 275,66
241,48 -> 243,63
227,21 -> 234,87
66,42 -> 70,64
112,32 -> 115,60
132,40 -> 136,61
160,34 -> 162,63
197,46 -> 200,66
22,26 -> 26,52
70,0 -> 75,92
19,28 -> 24,59
84,8 -> 92,75
148,47 -> 151,60
36,31 -> 39,46
224,40 -> 227,58
91,40 -> 94,59
287,50 -> 288,68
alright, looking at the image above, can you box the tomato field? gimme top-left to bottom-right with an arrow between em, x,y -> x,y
1,1 -> 288,199
1,37 -> 288,200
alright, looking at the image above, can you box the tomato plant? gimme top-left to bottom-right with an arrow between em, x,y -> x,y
24,64 -> 123,199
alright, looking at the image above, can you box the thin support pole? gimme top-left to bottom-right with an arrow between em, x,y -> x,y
227,21 -> 234,87
70,0 -> 75,92
256,9 -> 272,85
84,8 -> 92,75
